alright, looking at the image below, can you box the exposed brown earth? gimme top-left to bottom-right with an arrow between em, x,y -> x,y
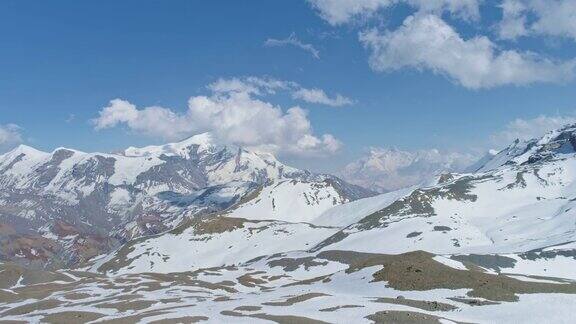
366,310 -> 446,324
41,311 -> 105,324
318,250 -> 576,302
220,310 -> 330,324
372,297 -> 457,312
261,293 -> 329,306
319,305 -> 364,312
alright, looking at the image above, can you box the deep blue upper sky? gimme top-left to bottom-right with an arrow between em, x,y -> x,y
1,0 -> 575,171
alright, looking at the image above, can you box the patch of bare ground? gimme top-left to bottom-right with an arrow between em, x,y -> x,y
41,311 -> 105,324
234,305 -> 262,311
262,293 -> 330,306
72,293 -> 144,308
282,274 -> 332,287
0,263 -> 73,289
319,305 -> 364,312
220,310 -> 330,324
372,297 -> 457,311
448,297 -> 499,306
213,296 -> 234,302
159,297 -> 183,304
237,271 -> 267,288
138,272 -> 237,293
1,299 -> 62,316
99,304 -> 201,323
148,316 -> 209,323
319,250 -> 576,302
193,217 -> 246,235
95,299 -> 156,312
0,290 -> 19,303
62,292 -> 92,300
268,257 -> 328,272
366,310 -> 445,324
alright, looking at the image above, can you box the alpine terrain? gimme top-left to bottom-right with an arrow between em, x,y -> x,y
2,125 -> 576,323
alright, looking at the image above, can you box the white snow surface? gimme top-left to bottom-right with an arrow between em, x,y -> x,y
322,155 -> 576,256
230,179 -> 346,223
96,219 -> 337,275
312,186 -> 415,227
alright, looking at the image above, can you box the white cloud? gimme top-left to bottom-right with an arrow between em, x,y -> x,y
0,124 -> 23,152
530,0 -> 576,40
208,76 -> 353,107
491,114 -> 576,145
406,0 -> 480,20
292,88 -> 354,107
93,83 -> 342,157
65,114 -> 76,123
307,0 -> 394,26
340,147 -> 476,192
93,99 -> 194,140
208,77 -> 295,96
264,33 -> 320,59
307,0 -> 480,25
498,0 -> 576,41
497,0 -> 529,40
360,14 -> 575,89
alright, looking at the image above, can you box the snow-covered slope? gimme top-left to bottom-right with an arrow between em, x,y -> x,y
93,178 -> 351,274
99,124 -> 576,281
94,215 -> 338,275
5,248 -> 576,323
313,125 -> 576,256
229,179 -> 346,223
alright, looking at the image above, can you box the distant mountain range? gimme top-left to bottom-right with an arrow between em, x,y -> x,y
0,133 -> 372,269
339,147 -> 477,192
2,125 -> 576,323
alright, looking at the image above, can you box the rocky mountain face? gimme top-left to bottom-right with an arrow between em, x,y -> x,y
0,133 -> 372,269
2,126 -> 576,323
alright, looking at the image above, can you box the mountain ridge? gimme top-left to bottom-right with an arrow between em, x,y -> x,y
0,133 -> 372,269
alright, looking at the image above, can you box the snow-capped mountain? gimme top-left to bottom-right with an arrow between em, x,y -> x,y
98,124 -> 576,275
0,133 -> 372,268
315,125 -> 576,254
340,147 -> 476,192
3,125 -> 576,323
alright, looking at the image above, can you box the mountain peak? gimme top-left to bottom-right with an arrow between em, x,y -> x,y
474,123 -> 576,173
123,132 -> 217,158
2,144 -> 48,159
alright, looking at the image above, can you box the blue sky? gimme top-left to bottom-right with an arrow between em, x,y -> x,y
0,0 -> 575,172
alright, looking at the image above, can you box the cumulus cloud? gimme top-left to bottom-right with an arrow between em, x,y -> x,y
359,14 -> 575,89
307,0 -> 480,25
92,82 -> 342,157
0,124 -> 23,152
93,99 -> 193,140
491,114 -> 576,145
497,0 -> 530,40
498,0 -> 576,41
208,76 -> 353,107
264,33 -> 320,59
